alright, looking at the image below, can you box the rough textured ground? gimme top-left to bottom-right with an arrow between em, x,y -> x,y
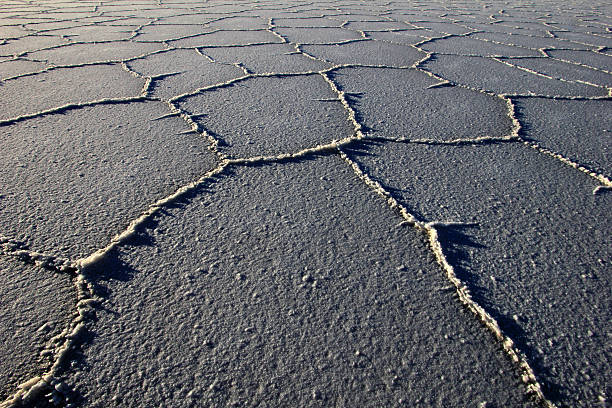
0,1 -> 610,407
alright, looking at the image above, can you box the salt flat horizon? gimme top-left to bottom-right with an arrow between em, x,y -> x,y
0,0 -> 610,407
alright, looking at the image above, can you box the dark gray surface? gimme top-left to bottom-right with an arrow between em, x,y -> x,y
365,30 -> 431,45
346,141 -> 611,407
126,48 -> 245,99
420,36 -> 541,57
331,66 -> 514,141
546,49 -> 612,72
551,31 -> 612,48
275,27 -> 363,44
0,256 -> 75,401
178,74 -> 354,158
413,21 -> 475,35
65,157 -> 532,408
471,32 -> 595,51
0,101 -> 218,259
501,57 -> 612,88
302,40 -> 426,66
200,43 -> 332,74
421,54 -> 608,96
0,64 -> 144,120
514,97 -> 612,176
169,30 -> 282,48
132,24 -> 216,42
25,41 -> 164,65
0,1 -> 610,407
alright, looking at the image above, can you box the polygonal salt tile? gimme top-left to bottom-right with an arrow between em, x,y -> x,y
324,13 -> 389,22
45,5 -> 97,13
99,17 -> 154,27
0,18 -> 53,26
463,22 -> 549,36
65,16 -> 114,24
103,8 -> 188,19
495,21 -> 552,33
0,35 -> 69,57
419,36 -> 541,57
45,25 -> 134,42
132,24 -> 212,42
154,14 -> 221,25
546,49 -> 612,72
0,59 -> 47,80
273,17 -> 342,28
169,29 -> 282,47
551,31 -> 612,48
344,21 -> 413,31
204,16 -> 269,30
126,49 -> 244,99
190,4 -> 252,14
0,26 -> 30,38
331,67 -> 513,141
177,74 -> 354,158
502,57 -> 612,88
413,21 -> 474,35
245,10 -> 323,19
0,64 -> 145,121
274,27 -> 363,44
28,12 -> 96,21
200,43 -> 331,74
302,40 -> 426,66
23,20 -> 98,31
546,22 -> 609,34
514,97 -> 611,176
471,32 -> 595,51
421,54 -> 607,96
365,30 -> 432,45
62,156 -> 532,407
25,41 -> 164,65
0,101 -> 218,259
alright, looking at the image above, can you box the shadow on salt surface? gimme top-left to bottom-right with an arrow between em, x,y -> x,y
513,98 -> 612,177
46,157 -> 326,406
49,252 -> 142,406
59,154 -> 531,407
340,92 -> 373,134
343,140 -> 565,401
320,74 -> 371,134
79,151 -> 333,294
81,248 -> 140,300
432,223 -> 562,399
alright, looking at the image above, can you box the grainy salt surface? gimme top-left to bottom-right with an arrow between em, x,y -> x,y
0,1 -> 610,407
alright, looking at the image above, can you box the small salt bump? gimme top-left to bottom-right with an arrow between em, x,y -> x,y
37,322 -> 52,332
54,382 -> 69,393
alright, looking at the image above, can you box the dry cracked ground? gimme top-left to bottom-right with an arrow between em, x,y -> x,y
0,0 -> 610,407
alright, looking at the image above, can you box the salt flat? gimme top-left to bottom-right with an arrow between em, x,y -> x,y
0,1 -> 610,407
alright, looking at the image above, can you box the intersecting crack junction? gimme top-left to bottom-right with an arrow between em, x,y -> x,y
0,0 -> 610,407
